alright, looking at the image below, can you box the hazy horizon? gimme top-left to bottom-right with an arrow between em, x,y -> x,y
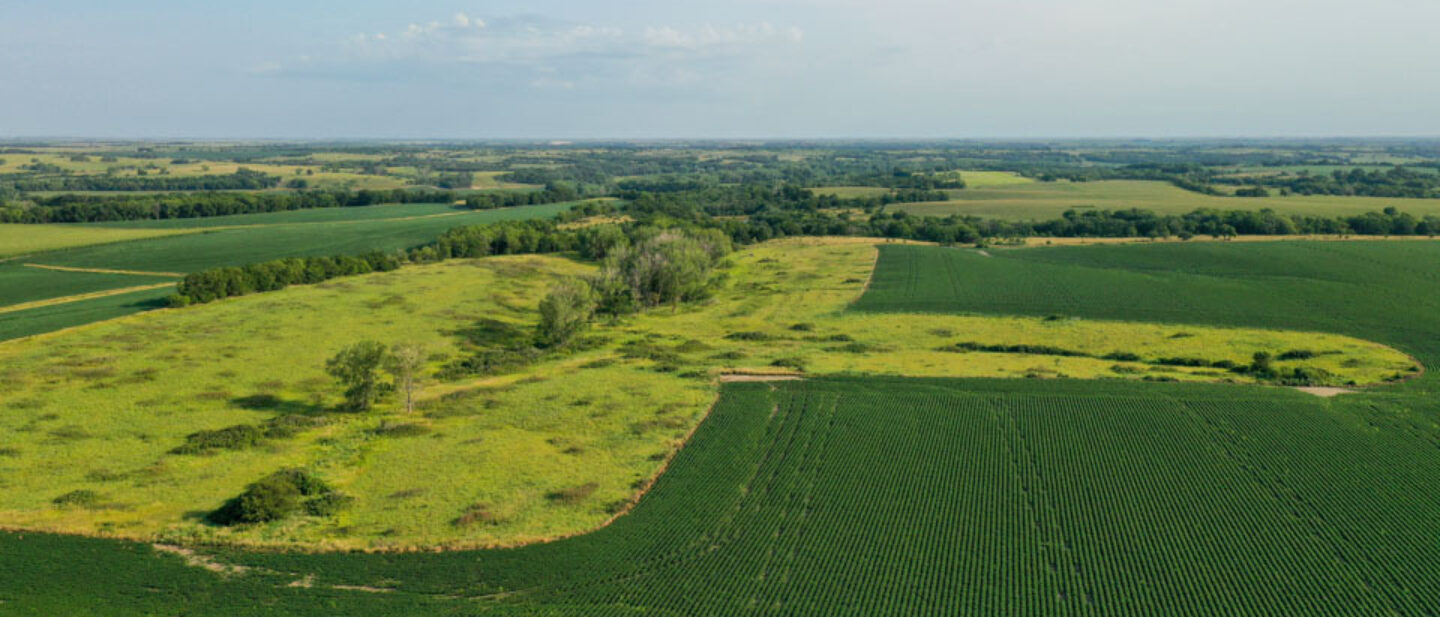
5,0 -> 1439,139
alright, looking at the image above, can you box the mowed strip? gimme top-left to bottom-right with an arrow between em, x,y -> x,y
0,282 -> 177,315
22,263 -> 185,278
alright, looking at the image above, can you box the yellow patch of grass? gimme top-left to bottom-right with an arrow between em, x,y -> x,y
0,224 -> 194,259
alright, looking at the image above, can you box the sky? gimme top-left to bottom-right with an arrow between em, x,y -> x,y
2,0 -> 1439,139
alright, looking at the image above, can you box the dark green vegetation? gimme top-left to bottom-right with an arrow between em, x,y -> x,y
854,241 -> 1440,383
7,377 -> 1440,615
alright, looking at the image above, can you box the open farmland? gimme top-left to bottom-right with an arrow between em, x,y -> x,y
0,223 -> 191,258
890,179 -> 1440,220
0,202 -> 582,342
4,140 -> 1440,616
3,238 -> 1410,550
7,376 -> 1440,615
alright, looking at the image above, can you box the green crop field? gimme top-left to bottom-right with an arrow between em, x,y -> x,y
84,202 -> 471,229
891,180 -> 1440,220
853,242 -> 1440,375
0,223 -> 191,258
7,376 -> 1440,615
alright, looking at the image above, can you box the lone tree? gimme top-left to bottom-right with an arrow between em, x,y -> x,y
326,341 -> 388,411
385,342 -> 426,415
536,279 -> 598,348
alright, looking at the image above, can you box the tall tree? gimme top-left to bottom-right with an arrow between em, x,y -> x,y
386,342 -> 426,415
325,341 -> 388,412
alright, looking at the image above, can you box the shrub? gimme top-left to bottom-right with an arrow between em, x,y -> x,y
453,503 -> 500,527
170,424 -> 266,455
789,323 -> 816,332
303,492 -> 355,517
1102,351 -> 1142,362
770,357 -> 807,371
52,490 -> 101,509
725,331 -> 771,341
208,468 -> 334,525
710,350 -> 746,361
1277,349 -> 1317,361
547,483 -> 599,505
372,422 -> 431,438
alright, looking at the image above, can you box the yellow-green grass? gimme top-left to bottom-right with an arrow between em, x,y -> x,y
0,238 -> 1413,550
892,180 -> 1440,220
950,170 -> 1035,188
0,224 -> 194,259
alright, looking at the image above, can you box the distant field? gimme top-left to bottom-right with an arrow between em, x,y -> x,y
85,202 -> 469,229
891,179 -> 1440,220
950,170 -> 1035,187
0,202 -> 579,339
0,224 -> 189,258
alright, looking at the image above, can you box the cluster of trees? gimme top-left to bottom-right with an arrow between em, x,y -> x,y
171,252 -> 402,305
536,228 -> 732,347
1238,167 -> 1440,198
9,168 -> 279,192
325,341 -> 426,413
463,184 -> 584,209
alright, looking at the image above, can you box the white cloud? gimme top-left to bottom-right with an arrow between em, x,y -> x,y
316,13 -> 804,91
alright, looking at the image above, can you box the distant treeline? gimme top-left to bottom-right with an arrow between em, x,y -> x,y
724,207 -> 1440,245
7,168 -> 280,193
169,194 -> 1440,310
0,186 -> 583,223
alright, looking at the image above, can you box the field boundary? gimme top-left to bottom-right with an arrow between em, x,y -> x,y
22,263 -> 185,277
0,282 -> 176,316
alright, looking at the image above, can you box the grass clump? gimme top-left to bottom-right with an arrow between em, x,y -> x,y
546,483 -> 599,506
52,490 -> 101,509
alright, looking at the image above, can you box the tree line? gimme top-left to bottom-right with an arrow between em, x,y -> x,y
8,168 -> 280,192
0,186 -> 583,223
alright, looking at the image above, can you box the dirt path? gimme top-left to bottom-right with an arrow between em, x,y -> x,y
1293,386 -> 1356,398
23,263 -> 184,277
717,373 -> 804,382
0,282 -> 176,315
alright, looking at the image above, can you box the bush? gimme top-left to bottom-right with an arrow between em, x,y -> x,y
372,421 -> 431,438
547,483 -> 599,505
1102,351 -> 1142,362
52,490 -> 101,509
770,357 -> 807,371
170,424 -> 266,455
303,492 -> 355,517
725,331 -> 771,341
1277,349 -> 1317,361
208,468 -> 335,525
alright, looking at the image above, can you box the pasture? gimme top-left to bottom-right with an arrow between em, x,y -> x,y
891,179 -> 1440,220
